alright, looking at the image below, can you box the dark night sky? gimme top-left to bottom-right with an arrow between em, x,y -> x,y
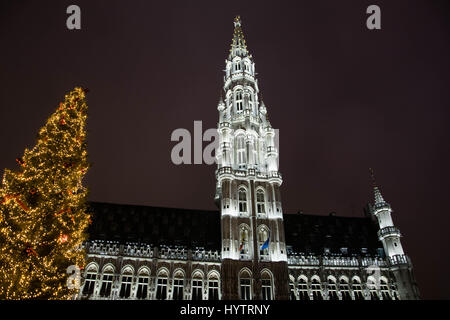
1,0 -> 449,299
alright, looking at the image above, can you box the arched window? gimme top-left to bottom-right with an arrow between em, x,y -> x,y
248,92 -> 253,111
380,278 -> 392,300
235,61 -> 241,72
339,278 -> 351,300
327,277 -> 338,300
136,268 -> 150,300
82,264 -> 97,296
236,136 -> 246,168
99,266 -> 114,298
289,277 -> 297,300
258,226 -> 270,260
156,269 -> 168,300
256,189 -> 266,217
261,271 -> 273,300
311,277 -> 323,300
239,269 -> 252,300
352,277 -> 364,300
367,277 -> 379,300
208,272 -> 220,300
119,268 -> 133,298
238,188 -> 248,215
298,277 -> 309,300
236,90 -> 243,111
173,270 -> 184,300
192,271 -> 203,300
239,225 -> 250,259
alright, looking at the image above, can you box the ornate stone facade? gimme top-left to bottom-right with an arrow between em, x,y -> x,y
78,16 -> 420,301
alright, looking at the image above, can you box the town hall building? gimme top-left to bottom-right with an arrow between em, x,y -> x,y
78,16 -> 420,300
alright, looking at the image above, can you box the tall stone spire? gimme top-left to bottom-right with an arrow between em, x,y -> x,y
229,16 -> 249,58
368,168 -> 420,300
374,186 -> 386,205
217,16 -> 289,299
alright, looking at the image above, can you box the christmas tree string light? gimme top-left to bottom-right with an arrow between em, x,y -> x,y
0,87 -> 90,299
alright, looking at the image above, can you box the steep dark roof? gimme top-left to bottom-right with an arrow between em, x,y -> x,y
87,202 -> 221,250
87,202 -> 383,256
284,213 -> 383,256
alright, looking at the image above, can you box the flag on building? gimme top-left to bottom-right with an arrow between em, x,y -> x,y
260,230 -> 270,250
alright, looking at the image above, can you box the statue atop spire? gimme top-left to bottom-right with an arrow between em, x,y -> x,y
229,15 -> 249,58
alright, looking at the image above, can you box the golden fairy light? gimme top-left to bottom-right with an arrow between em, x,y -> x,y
0,87 -> 90,300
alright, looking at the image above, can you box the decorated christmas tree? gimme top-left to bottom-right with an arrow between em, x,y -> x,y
0,87 -> 90,299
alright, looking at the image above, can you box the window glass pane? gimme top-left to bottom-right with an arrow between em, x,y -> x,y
137,276 -> 149,299
240,278 -> 251,300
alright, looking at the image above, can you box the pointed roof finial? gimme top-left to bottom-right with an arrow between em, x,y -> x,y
229,15 -> 248,58
369,167 -> 376,187
370,168 -> 386,205
234,15 -> 242,27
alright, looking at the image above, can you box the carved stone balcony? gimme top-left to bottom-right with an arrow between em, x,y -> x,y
388,254 -> 409,266
373,201 -> 391,212
239,253 -> 252,261
224,72 -> 256,90
219,122 -> 231,130
269,171 -> 282,179
268,171 -> 282,184
377,226 -> 401,240
216,166 -> 282,182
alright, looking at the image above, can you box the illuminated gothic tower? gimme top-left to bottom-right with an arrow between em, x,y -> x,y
215,16 -> 289,300
371,180 -> 420,299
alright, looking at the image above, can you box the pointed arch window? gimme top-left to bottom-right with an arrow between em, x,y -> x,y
339,278 -> 351,300
236,136 -> 246,168
261,271 -> 273,300
236,91 -> 243,111
258,226 -> 270,260
239,225 -> 250,259
156,270 -> 168,300
238,188 -> 248,215
82,265 -> 97,296
311,278 -> 323,300
99,268 -> 114,298
352,278 -> 364,300
327,277 -> 339,300
256,189 -> 266,217
289,278 -> 297,300
208,273 -> 220,300
136,269 -> 150,300
119,269 -> 133,298
367,277 -> 380,300
298,277 -> 309,300
173,271 -> 184,300
192,272 -> 203,300
239,269 -> 252,300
